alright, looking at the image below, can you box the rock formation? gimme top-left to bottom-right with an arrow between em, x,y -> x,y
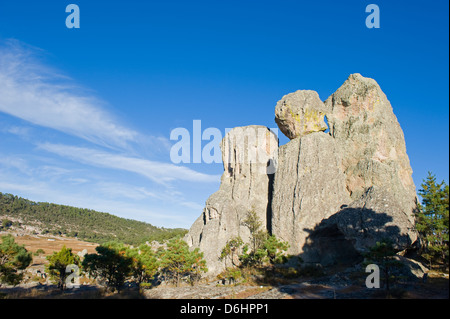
274,90 -> 328,139
185,125 -> 278,275
324,73 -> 417,224
271,132 -> 351,256
272,73 -> 418,264
186,73 -> 419,276
300,186 -> 418,266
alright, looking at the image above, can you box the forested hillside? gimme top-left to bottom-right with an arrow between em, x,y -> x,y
0,192 -> 187,245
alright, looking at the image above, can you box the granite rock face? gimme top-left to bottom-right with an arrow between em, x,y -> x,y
301,186 -> 418,266
185,125 -> 278,276
331,186 -> 418,253
275,90 -> 328,140
324,73 -> 417,224
271,132 -> 351,256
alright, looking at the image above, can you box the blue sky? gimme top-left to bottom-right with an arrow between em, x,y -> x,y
0,0 -> 448,228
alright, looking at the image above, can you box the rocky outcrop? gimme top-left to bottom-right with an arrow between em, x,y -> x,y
275,90 -> 328,140
301,186 -> 418,266
328,186 -> 417,253
186,73 -> 419,275
185,125 -> 278,275
271,132 -> 351,256
324,73 -> 417,224
271,73 -> 418,264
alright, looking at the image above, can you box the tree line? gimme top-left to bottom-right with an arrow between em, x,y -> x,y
0,192 -> 187,245
0,235 -> 206,292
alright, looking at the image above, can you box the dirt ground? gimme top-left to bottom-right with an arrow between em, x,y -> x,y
4,275 -> 446,299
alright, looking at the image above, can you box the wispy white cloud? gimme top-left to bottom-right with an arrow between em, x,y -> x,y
0,155 -> 72,181
66,177 -> 90,185
96,182 -> 161,201
0,39 -> 138,149
38,143 -> 220,184
2,125 -> 32,139
0,39 -> 212,227
96,182 -> 204,211
0,156 -> 33,176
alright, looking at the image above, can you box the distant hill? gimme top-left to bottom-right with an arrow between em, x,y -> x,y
0,192 -> 187,245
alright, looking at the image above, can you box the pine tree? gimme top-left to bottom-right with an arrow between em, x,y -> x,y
46,245 -> 81,290
416,172 -> 449,268
220,236 -> 244,268
158,238 -> 207,286
0,235 -> 32,286
264,235 -> 290,265
126,245 -> 159,287
82,242 -> 133,292
363,238 -> 404,293
241,210 -> 268,266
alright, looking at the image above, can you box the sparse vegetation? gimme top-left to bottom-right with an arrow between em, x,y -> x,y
1,219 -> 12,230
218,210 -> 290,284
0,192 -> 187,245
363,238 -> 405,293
34,248 -> 45,256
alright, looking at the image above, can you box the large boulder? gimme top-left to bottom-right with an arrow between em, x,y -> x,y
271,132 -> 351,256
185,125 -> 278,276
275,90 -> 328,140
325,73 -> 417,224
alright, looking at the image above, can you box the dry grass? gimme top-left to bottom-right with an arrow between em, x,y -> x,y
13,234 -> 98,256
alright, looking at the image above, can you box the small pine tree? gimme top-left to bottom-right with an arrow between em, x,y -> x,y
126,245 -> 159,287
158,238 -> 207,286
242,211 -> 267,253
220,236 -> 244,268
46,245 -> 81,290
241,210 -> 268,266
416,172 -> 449,268
0,235 -> 32,286
82,242 -> 133,292
1,219 -> 13,229
264,235 -> 290,265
